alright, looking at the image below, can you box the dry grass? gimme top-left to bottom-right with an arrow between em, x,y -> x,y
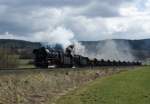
0,67 -> 129,104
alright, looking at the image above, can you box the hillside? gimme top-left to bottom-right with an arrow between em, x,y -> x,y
0,39 -> 41,49
56,66 -> 150,104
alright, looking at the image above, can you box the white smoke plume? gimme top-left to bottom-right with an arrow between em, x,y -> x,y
87,40 -> 135,61
98,40 -> 134,61
35,26 -> 87,55
34,26 -> 75,48
73,42 -> 87,56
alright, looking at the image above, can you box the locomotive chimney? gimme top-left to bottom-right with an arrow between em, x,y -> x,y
65,45 -> 74,56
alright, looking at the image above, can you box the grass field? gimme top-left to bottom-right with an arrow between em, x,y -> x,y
56,66 -> 150,104
18,59 -> 35,68
0,67 -> 127,104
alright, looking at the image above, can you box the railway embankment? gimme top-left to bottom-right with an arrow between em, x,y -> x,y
0,66 -> 138,104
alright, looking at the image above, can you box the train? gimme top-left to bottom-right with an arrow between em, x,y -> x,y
33,45 -> 142,68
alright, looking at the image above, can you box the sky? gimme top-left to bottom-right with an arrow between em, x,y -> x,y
0,0 -> 150,42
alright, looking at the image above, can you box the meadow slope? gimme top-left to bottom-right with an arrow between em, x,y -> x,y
56,66 -> 150,104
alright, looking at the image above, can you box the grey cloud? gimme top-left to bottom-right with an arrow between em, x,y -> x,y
0,4 -> 51,36
0,0 -> 133,18
79,0 -> 134,17
0,0 -> 149,42
0,0 -> 132,7
0,21 -> 32,35
0,0 -> 91,7
64,17 -> 109,40
80,3 -> 120,17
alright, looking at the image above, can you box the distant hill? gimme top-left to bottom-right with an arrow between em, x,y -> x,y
0,39 -> 149,60
0,39 -> 42,59
0,39 -> 41,49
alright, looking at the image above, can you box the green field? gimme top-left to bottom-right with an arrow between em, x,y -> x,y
56,66 -> 150,104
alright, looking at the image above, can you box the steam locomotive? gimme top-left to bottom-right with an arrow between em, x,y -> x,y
33,45 -> 141,68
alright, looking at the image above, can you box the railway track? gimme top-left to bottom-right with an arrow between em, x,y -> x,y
0,68 -> 36,71
0,67 -> 59,74
0,68 -> 59,73
0,66 -> 141,71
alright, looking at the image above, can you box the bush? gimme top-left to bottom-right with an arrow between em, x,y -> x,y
18,49 -> 33,59
0,49 -> 19,68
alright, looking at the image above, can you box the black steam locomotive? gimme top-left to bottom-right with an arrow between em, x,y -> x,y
33,45 -> 141,68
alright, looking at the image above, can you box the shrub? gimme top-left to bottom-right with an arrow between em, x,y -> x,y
0,48 -> 19,68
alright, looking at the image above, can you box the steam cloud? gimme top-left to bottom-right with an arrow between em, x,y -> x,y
36,26 -> 87,56
74,42 -> 87,56
74,40 -> 135,61
34,27 -> 75,48
95,40 -> 135,61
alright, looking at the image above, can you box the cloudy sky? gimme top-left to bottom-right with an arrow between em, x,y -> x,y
0,0 -> 150,43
